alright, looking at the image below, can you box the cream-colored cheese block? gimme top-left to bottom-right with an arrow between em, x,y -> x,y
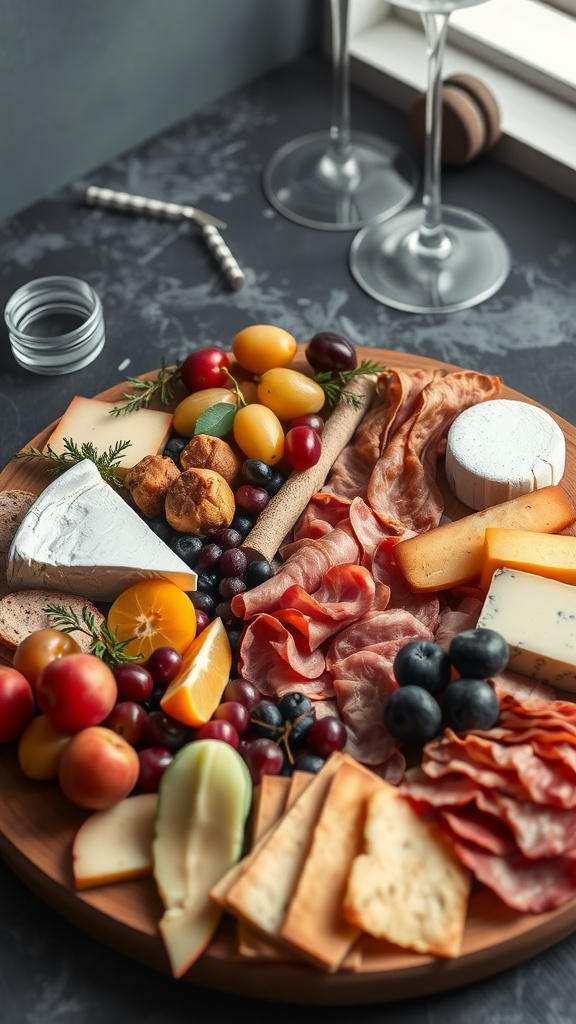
45,395 -> 173,478
445,400 -> 566,511
477,567 -> 576,692
6,459 -> 196,602
72,793 -> 157,889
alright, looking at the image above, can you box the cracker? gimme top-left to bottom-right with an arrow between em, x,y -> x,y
343,786 -> 471,959
0,589 -> 105,652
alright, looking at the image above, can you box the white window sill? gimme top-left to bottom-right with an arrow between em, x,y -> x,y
348,6 -> 576,201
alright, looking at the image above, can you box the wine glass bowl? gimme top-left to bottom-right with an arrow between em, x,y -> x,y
262,0 -> 418,231
349,0 -> 511,312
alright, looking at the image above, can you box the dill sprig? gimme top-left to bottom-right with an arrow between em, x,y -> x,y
14,437 -> 131,488
313,359 -> 387,409
44,604 -> 143,667
109,357 -> 182,415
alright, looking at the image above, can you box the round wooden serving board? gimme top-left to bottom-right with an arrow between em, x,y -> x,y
1,347 -> 576,1006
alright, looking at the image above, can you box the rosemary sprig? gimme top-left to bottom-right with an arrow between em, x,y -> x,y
109,357 -> 182,415
44,604 -> 143,668
313,359 -> 387,409
14,437 -> 131,488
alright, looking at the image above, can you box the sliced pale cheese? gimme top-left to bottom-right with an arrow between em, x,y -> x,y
279,758 -> 382,972
477,567 -> 576,692
394,484 -> 576,593
45,395 -> 173,478
481,527 -> 576,592
6,459 -> 196,602
223,753 -> 345,943
445,400 -> 566,511
72,793 -> 157,889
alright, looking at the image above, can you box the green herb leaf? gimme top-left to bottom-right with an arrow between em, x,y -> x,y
109,358 -> 183,416
43,604 -> 143,667
313,360 -> 387,409
194,402 -> 237,438
14,438 -> 131,488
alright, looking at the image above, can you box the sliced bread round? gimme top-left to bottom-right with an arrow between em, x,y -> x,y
0,589 -> 105,652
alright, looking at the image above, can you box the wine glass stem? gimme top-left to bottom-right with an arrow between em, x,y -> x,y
329,0 -> 353,164
418,12 -> 451,256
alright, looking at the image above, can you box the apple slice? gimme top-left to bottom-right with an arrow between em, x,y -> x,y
72,792 -> 157,889
153,738 -> 252,978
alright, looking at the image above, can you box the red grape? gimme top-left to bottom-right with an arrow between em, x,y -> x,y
219,548 -> 247,578
284,426 -> 321,471
194,609 -> 211,634
241,737 -> 284,784
146,647 -> 182,689
235,485 -> 270,515
195,719 -> 240,749
141,710 -> 189,752
305,332 -> 357,374
214,700 -> 251,737
105,701 -> 147,747
113,663 -> 154,704
136,747 -> 173,793
290,413 -> 324,436
307,716 -> 347,757
223,678 -> 261,709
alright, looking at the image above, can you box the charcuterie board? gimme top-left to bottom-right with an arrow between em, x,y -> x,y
1,347 -> 576,1006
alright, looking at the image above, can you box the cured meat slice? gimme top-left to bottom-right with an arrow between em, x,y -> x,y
366,370 -> 502,535
232,526 -> 361,620
237,614 -> 333,701
276,563 -> 377,650
449,839 -> 576,914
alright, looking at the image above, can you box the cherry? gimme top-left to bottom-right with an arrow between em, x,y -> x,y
113,663 -> 154,704
284,425 -> 322,472
305,331 -> 357,374
181,347 -> 230,392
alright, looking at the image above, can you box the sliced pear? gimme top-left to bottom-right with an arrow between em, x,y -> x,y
72,793 -> 157,889
152,738 -> 252,978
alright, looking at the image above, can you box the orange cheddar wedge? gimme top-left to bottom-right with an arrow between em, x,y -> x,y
480,527 -> 576,593
394,484 -> 575,593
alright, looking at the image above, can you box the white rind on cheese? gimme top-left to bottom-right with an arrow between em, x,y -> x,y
6,460 -> 196,602
445,400 -> 566,511
477,567 -> 576,692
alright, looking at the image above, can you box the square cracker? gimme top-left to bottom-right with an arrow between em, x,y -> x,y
343,786 -> 471,959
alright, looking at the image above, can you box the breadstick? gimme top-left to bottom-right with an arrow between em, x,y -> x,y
241,374 -> 377,563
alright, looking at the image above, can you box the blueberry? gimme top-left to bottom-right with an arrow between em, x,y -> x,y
230,513 -> 254,539
196,571 -> 219,597
190,591 -> 216,615
163,434 -> 189,464
293,753 -> 325,775
250,700 -> 284,741
286,714 -> 315,752
265,470 -> 285,497
278,691 -> 313,721
449,628 -> 509,679
442,678 -> 500,733
393,640 -> 451,696
225,624 -> 243,652
384,686 -> 442,743
241,459 -> 272,486
171,533 -> 203,568
147,515 -> 174,545
245,559 -> 275,590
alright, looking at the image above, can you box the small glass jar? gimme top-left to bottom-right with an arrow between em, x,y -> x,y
4,275 -> 105,374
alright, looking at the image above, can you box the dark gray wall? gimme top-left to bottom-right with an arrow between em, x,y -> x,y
0,0 -> 321,221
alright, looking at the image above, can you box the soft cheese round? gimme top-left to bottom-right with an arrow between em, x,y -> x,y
445,399 -> 566,511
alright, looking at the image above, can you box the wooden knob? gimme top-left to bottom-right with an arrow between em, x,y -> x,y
410,73 -> 502,166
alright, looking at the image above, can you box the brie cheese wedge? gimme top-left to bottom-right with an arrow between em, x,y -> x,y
6,460 -> 197,602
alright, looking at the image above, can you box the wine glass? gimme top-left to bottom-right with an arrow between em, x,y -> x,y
262,0 -> 418,231
349,0 -> 511,312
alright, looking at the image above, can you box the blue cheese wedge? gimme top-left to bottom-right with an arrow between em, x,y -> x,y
445,400 -> 566,511
477,567 -> 576,692
6,460 -> 196,602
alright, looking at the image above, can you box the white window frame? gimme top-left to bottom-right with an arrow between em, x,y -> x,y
346,0 -> 576,200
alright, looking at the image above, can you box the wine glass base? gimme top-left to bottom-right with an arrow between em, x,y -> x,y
349,205 -> 511,313
262,130 -> 418,231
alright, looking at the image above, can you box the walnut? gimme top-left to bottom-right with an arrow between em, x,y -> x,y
165,467 -> 235,536
125,455 -> 181,518
180,434 -> 242,486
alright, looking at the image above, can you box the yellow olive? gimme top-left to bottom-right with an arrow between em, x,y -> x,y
256,368 -> 325,421
233,404 -> 285,465
173,388 -> 236,437
232,325 -> 297,375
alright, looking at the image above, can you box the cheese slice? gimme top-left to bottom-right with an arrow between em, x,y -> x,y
445,400 -> 566,511
477,567 -> 576,693
6,459 -> 196,602
481,527 -> 576,593
44,395 -> 173,478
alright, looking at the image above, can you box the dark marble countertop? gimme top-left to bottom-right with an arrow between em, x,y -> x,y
1,54 -> 576,1024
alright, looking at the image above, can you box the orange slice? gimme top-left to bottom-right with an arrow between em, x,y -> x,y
107,580 -> 197,663
160,617 -> 232,727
